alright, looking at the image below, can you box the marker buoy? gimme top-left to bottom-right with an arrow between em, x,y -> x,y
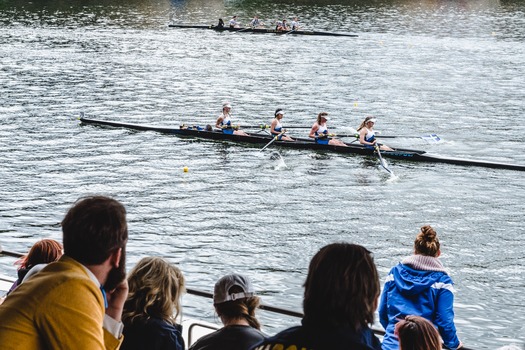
183,166 -> 189,172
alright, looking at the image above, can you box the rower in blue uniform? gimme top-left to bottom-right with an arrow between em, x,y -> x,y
270,109 -> 294,141
309,112 -> 347,146
250,16 -> 264,28
215,102 -> 248,136
357,116 -> 392,151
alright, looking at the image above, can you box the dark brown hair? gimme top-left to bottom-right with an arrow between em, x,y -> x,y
17,239 -> 63,270
214,285 -> 261,330
414,225 -> 440,257
395,315 -> 441,350
303,243 -> 380,331
61,196 -> 128,265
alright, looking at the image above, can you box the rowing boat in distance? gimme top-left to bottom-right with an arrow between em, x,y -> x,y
168,24 -> 358,37
79,117 -> 525,172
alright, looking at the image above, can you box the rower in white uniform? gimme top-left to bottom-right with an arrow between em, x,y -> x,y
215,102 -> 248,136
270,109 -> 294,141
357,116 -> 393,151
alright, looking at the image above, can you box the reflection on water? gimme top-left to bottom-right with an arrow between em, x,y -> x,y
0,0 -> 524,349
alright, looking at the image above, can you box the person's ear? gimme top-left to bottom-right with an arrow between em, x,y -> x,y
110,248 -> 122,268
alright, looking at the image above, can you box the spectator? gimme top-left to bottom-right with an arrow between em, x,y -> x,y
190,273 -> 265,350
7,238 -> 63,295
379,225 -> 462,350
252,243 -> 382,350
0,195 -> 129,349
121,257 -> 186,350
395,315 -> 441,350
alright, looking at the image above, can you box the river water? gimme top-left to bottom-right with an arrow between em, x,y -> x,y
1,0 -> 524,348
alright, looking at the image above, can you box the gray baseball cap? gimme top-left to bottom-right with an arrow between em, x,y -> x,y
213,273 -> 255,305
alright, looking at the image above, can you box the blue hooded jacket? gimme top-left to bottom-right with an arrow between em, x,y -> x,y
379,261 -> 460,350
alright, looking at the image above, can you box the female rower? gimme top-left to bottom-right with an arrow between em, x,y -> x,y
270,109 -> 294,141
215,102 -> 248,136
309,112 -> 347,147
357,116 -> 393,151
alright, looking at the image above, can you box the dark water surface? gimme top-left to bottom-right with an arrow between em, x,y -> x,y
1,0 -> 524,348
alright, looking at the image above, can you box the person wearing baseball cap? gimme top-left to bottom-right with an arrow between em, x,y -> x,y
270,108 -> 295,142
308,112 -> 347,147
215,102 -> 248,136
357,116 -> 393,151
189,274 -> 265,350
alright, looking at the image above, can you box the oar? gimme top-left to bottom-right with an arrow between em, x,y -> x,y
376,133 -> 441,142
233,27 -> 252,33
261,131 -> 286,151
284,29 -> 296,35
239,124 -> 312,130
375,145 -> 394,175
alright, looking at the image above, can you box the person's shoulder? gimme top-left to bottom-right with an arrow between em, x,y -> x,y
251,326 -> 305,350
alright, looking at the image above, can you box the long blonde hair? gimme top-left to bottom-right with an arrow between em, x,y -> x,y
123,257 -> 185,324
414,225 -> 440,257
357,116 -> 375,131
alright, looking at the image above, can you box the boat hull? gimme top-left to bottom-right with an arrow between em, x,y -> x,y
168,24 -> 358,37
79,117 -> 525,172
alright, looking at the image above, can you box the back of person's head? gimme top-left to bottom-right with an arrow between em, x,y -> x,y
61,196 -> 127,265
414,225 -> 440,257
213,273 -> 261,329
303,243 -> 379,331
395,315 -> 441,350
123,257 -> 185,324
18,239 -> 63,269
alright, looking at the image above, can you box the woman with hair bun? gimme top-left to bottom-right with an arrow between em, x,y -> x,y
379,225 -> 462,350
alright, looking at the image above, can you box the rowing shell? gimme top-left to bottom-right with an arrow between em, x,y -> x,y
79,117 -> 525,172
168,24 -> 358,37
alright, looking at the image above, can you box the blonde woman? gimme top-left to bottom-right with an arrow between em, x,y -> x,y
308,112 -> 347,147
357,116 -> 392,151
379,226 -> 462,350
122,257 -> 186,350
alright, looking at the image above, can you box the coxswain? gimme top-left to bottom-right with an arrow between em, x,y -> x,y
309,112 -> 347,147
270,109 -> 295,142
215,102 -> 248,136
229,16 -> 240,28
357,116 -> 393,151
217,18 -> 225,29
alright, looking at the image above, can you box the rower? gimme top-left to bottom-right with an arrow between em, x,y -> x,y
215,102 -> 248,136
357,116 -> 393,151
270,109 -> 295,142
290,17 -> 301,30
250,15 -> 264,28
229,16 -> 240,28
309,112 -> 347,147
276,19 -> 290,31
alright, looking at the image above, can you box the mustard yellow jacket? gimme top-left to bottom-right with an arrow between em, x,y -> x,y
0,255 -> 122,350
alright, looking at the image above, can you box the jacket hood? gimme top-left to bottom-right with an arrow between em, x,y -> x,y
392,263 -> 447,296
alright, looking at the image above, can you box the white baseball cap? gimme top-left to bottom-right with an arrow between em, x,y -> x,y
213,274 -> 255,305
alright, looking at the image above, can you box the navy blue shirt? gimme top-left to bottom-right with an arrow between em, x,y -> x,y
122,317 -> 184,350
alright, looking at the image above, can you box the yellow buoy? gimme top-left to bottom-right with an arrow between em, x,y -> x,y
183,166 -> 189,172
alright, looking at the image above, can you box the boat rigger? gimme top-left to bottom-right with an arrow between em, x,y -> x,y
78,116 -> 525,172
